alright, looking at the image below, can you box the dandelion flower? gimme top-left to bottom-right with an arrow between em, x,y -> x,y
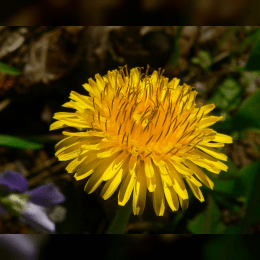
50,66 -> 232,216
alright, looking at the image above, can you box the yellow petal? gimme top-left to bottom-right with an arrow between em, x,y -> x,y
190,158 -> 221,174
151,153 -> 167,167
185,174 -> 202,187
169,155 -> 183,163
213,133 -> 233,143
171,85 -> 182,104
79,143 -> 101,150
144,157 -> 155,178
82,83 -> 93,94
147,174 -> 156,192
62,130 -> 104,137
67,100 -> 87,113
53,112 -> 77,120
66,151 -> 89,173
73,150 -> 102,177
129,154 -> 138,174
193,148 -> 218,162
50,121 -> 68,131
184,160 -> 214,189
102,151 -> 129,181
197,145 -> 227,161
166,161 -> 188,200
201,104 -> 215,115
186,178 -> 204,202
179,197 -> 189,210
69,91 -> 93,109
89,78 -> 103,96
169,160 -> 192,176
59,117 -> 90,129
97,140 -> 118,150
84,156 -> 121,193
152,159 -> 173,185
101,160 -> 128,200
55,136 -> 80,151
198,116 -> 223,129
118,172 -> 136,206
151,155 -> 168,175
169,77 -> 180,90
130,68 -> 141,86
133,160 -> 147,215
152,167 -> 165,216
161,173 -> 173,186
200,142 -> 224,148
215,160 -> 228,172
75,158 -> 103,181
95,74 -> 106,93
96,147 -> 120,159
62,101 -> 74,109
55,143 -> 82,161
150,70 -> 159,86
163,181 -> 179,211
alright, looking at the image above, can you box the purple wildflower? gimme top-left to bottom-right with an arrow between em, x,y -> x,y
0,170 -> 65,233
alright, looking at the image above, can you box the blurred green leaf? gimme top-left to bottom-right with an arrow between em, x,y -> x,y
245,31 -> 260,70
0,134 -> 43,149
214,89 -> 260,133
220,158 -> 239,178
233,89 -> 260,130
239,28 -> 260,53
222,161 -> 260,234
201,158 -> 242,198
213,193 -> 241,213
21,135 -> 63,144
207,177 -> 245,199
106,199 -> 132,234
198,50 -> 212,67
191,57 -> 200,65
241,71 -> 260,86
240,161 -> 260,233
187,210 -> 205,234
208,78 -> 242,111
211,117 -> 234,134
188,194 -> 225,234
191,50 -> 212,70
0,62 -> 21,75
239,161 -> 260,198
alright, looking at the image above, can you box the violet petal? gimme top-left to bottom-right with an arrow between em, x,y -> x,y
0,170 -> 28,193
0,234 -> 41,260
27,183 -> 65,207
19,202 -> 55,234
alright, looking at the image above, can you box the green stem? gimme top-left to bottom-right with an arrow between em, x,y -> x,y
106,199 -> 132,234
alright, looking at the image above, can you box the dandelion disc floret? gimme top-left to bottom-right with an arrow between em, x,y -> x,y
50,66 -> 232,216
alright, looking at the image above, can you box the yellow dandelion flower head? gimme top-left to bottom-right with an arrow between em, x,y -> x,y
50,66 -> 232,216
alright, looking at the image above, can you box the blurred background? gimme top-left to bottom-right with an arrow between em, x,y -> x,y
1,24 -> 260,255
1,0 -> 260,26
